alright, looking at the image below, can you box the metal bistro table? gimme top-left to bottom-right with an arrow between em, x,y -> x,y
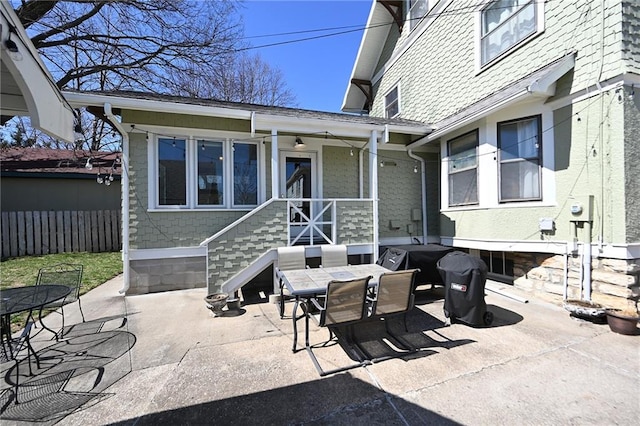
1,285 -> 71,362
277,264 -> 390,352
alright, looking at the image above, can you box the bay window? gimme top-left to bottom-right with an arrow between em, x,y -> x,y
448,130 -> 479,206
498,116 -> 541,202
481,0 -> 538,66
155,136 -> 259,209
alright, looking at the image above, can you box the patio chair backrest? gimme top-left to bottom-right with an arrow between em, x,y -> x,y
322,275 -> 371,326
36,263 -> 83,305
277,246 -> 307,271
321,244 -> 348,268
376,247 -> 409,271
372,269 -> 419,316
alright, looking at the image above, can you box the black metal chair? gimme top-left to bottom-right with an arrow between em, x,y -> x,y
35,263 -> 85,339
302,275 -> 372,376
1,320 -> 36,405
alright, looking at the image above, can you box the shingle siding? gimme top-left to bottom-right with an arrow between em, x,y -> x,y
127,132 -> 243,250
371,0 -> 626,124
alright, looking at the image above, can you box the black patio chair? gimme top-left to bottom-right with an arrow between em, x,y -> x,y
1,321 -> 36,405
35,263 -> 85,340
302,275 -> 372,376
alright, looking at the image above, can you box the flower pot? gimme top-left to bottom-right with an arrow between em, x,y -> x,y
605,309 -> 639,335
563,300 -> 606,323
204,293 -> 228,316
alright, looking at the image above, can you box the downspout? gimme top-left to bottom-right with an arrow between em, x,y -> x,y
370,130 -> 379,262
408,149 -> 427,244
583,222 -> 592,301
104,103 -> 130,294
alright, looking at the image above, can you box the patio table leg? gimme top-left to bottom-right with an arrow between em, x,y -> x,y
291,296 -> 301,352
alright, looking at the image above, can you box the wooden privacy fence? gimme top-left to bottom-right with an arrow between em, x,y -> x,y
1,210 -> 121,258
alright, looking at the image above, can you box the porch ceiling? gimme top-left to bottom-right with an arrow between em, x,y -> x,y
1,1 -> 75,142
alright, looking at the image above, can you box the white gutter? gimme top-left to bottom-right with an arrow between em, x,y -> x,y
408,149 -> 427,244
104,102 -> 130,295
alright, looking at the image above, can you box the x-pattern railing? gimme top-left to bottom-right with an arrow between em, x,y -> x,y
287,199 -> 336,246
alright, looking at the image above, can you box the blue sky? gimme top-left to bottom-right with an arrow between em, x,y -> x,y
240,0 -> 371,112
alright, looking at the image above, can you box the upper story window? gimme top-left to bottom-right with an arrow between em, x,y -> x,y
447,130 -> 479,206
385,85 -> 400,118
498,115 -> 541,202
154,136 -> 259,210
407,0 -> 430,30
481,0 -> 538,66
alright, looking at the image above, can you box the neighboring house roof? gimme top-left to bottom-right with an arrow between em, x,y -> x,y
0,1 -> 76,142
63,90 -> 433,143
0,147 -> 121,179
409,52 -> 576,148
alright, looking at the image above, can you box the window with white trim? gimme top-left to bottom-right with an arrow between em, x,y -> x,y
447,130 -> 479,206
154,136 -> 259,209
481,0 -> 538,66
498,115 -> 541,202
197,140 -> 224,206
407,0 -> 430,30
385,85 -> 400,118
158,137 -> 187,206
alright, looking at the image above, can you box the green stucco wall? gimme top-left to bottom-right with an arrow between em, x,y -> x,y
624,85 -> 640,243
440,96 -> 628,245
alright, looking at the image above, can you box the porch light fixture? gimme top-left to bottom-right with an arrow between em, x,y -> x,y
295,136 -> 305,148
3,32 -> 22,61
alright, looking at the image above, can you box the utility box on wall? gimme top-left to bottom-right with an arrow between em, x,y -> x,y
569,195 -> 593,222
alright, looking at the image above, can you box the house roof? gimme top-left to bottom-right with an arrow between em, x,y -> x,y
0,1 -> 76,142
341,1 -> 394,113
63,90 -> 433,142
0,147 -> 121,178
408,53 -> 576,148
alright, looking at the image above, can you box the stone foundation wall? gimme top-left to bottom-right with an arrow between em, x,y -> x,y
513,253 -> 640,309
128,256 -> 206,295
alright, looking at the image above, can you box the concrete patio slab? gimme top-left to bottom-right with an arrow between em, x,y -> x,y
1,275 -> 638,425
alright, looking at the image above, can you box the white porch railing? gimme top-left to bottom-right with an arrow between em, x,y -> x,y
201,198 -> 375,294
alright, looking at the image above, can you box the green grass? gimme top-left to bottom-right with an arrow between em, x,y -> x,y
1,251 -> 123,291
1,252 -> 123,332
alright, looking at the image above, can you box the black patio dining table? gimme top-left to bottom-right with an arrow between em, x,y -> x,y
1,284 -> 71,359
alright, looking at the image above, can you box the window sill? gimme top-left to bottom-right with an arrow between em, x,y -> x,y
442,201 -> 556,212
147,207 -> 254,213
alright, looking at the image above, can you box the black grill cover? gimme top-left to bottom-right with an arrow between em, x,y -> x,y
381,244 -> 454,285
437,251 -> 488,326
376,248 -> 409,271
